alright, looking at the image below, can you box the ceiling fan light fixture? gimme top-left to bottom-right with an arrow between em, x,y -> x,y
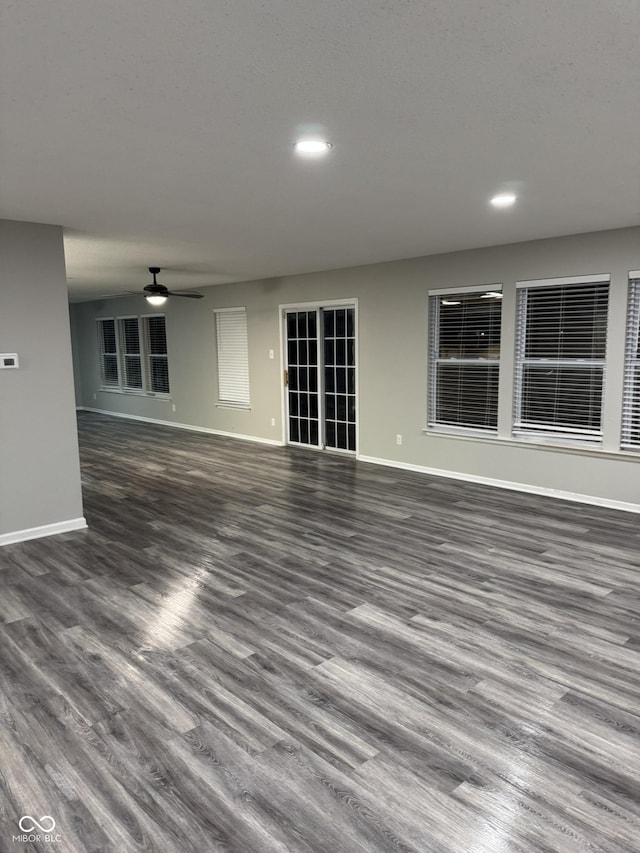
140,267 -> 204,301
145,293 -> 168,306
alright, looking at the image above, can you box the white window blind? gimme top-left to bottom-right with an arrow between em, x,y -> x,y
513,276 -> 609,443
97,318 -> 119,386
428,288 -> 502,431
622,277 -> 640,449
144,315 -> 170,394
215,308 -> 250,407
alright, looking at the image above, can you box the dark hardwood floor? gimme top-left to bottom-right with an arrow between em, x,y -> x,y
1,411 -> 639,852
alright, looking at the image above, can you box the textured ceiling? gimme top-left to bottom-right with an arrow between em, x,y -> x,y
1,0 -> 639,300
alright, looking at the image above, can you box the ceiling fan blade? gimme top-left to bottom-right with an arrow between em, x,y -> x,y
90,291 -> 140,299
167,291 -> 204,299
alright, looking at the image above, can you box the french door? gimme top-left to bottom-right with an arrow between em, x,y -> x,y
284,304 -> 357,452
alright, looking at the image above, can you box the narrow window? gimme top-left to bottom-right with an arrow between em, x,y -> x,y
144,315 -> 170,394
97,318 -> 120,387
119,317 -> 143,390
622,274 -> 640,449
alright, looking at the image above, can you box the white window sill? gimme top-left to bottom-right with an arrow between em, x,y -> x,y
216,402 -> 251,411
423,426 -> 640,462
427,424 -> 498,440
98,387 -> 171,401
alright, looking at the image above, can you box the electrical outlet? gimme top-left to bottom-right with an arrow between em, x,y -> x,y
171,403 -> 176,412
269,349 -> 274,360
271,417 -> 276,427
396,434 -> 402,445
93,393 -> 97,400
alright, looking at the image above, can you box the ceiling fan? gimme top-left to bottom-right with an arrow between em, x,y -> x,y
140,268 -> 204,305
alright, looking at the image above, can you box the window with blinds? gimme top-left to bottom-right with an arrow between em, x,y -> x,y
120,317 -> 143,390
144,315 -> 170,394
96,314 -> 170,395
214,308 -> 250,407
513,275 -> 610,443
97,318 -> 119,386
428,287 -> 502,431
622,275 -> 640,450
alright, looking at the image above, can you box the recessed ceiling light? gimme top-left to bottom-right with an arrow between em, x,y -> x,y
490,192 -> 517,208
294,139 -> 333,156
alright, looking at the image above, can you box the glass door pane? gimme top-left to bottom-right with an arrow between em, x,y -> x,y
322,307 -> 356,451
285,310 -> 320,447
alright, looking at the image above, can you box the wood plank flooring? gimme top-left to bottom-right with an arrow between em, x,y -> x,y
1,411 -> 640,852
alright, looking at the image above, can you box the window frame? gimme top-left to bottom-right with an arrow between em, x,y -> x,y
512,274 -> 610,445
427,284 -> 503,435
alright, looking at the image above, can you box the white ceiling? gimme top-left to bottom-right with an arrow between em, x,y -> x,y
1,0 -> 639,300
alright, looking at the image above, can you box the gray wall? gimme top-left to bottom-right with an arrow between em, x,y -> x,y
69,302 -> 83,406
72,226 -> 640,507
0,220 -> 85,541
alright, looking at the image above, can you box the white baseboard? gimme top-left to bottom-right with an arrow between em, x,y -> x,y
357,454 -> 640,514
77,407 -> 285,447
0,517 -> 88,547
